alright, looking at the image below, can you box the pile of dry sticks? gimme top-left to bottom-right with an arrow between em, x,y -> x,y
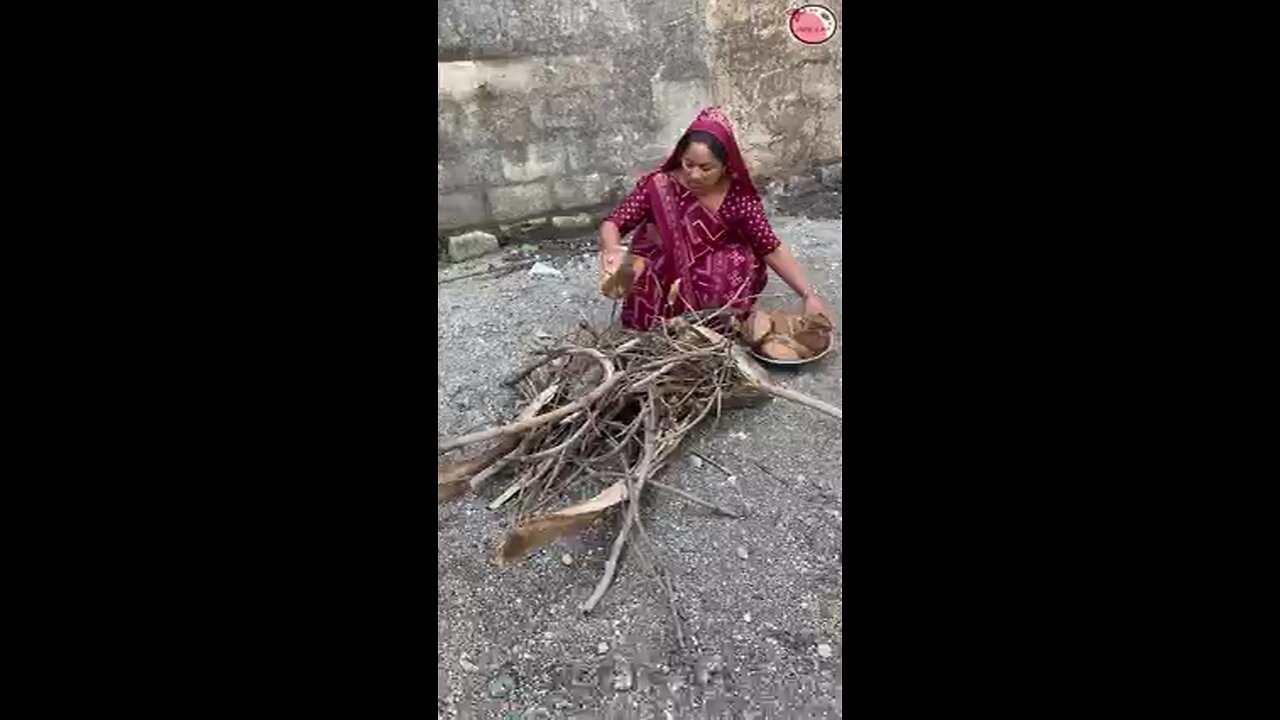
438,306 -> 840,646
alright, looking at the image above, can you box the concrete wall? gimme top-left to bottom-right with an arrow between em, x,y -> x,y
438,0 -> 841,236
707,0 -> 842,180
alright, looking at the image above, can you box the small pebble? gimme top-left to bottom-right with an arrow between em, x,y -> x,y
743,612 -> 752,622
489,674 -> 515,698
817,643 -> 834,659
726,475 -> 738,487
598,642 -> 609,654
561,553 -> 573,566
736,546 -> 749,560
690,455 -> 704,468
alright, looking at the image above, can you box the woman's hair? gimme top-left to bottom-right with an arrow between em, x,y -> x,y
675,130 -> 728,165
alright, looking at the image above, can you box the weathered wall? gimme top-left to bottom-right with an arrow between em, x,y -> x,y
707,0 -> 842,180
438,0 -> 841,236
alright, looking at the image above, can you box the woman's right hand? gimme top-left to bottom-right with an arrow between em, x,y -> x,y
599,245 -> 622,277
803,293 -> 832,326
598,244 -> 628,298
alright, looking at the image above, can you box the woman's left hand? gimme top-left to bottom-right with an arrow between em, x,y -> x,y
803,293 -> 832,324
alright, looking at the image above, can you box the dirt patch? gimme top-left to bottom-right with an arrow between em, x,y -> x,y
772,190 -> 843,220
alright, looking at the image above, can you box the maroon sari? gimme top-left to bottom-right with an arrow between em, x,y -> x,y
605,107 -> 781,330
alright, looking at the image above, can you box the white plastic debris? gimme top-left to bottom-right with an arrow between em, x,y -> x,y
529,262 -> 563,278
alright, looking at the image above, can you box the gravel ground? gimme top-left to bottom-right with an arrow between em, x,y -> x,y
438,208 -> 843,719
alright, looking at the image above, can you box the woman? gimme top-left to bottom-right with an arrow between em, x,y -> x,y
598,106 -> 830,330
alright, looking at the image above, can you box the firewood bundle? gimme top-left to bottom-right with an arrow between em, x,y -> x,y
438,313 -> 840,636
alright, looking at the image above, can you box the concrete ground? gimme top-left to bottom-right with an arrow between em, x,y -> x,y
438,209 -> 843,718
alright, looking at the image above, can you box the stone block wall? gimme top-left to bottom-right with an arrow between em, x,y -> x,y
438,0 -> 841,239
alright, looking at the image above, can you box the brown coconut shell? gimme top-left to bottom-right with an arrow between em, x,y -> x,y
792,329 -> 829,355
599,252 -> 647,299
781,336 -> 814,358
757,335 -> 798,358
793,316 -> 831,353
772,312 -> 804,338
803,313 -> 833,330
743,310 -> 774,346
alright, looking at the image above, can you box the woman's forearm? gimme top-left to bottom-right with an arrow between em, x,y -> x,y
764,244 -> 815,298
598,221 -> 624,252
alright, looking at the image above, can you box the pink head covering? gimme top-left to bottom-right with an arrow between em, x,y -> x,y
656,106 -> 760,197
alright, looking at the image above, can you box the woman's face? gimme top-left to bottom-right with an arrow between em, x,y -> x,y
681,142 -> 725,189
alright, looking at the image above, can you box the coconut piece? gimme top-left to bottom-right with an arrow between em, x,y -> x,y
793,327 -> 830,355
772,312 -> 803,338
779,336 -> 814,359
599,252 -> 646,299
803,312 -> 833,331
743,310 -> 774,346
759,337 -> 801,361
794,314 -> 833,354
